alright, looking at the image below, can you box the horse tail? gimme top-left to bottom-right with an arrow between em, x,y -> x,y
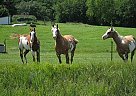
132,36 -> 136,50
74,38 -> 79,44
134,37 -> 136,49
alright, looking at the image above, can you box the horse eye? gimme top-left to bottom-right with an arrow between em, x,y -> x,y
107,32 -> 111,34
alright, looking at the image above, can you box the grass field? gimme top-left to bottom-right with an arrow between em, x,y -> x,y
0,23 -> 136,95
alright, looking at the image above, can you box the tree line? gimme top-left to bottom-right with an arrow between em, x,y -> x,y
0,0 -> 136,27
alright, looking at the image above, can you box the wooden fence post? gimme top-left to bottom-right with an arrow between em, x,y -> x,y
111,40 -> 113,61
4,39 -> 6,53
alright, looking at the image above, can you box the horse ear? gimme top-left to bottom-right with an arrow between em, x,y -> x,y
56,24 -> 58,29
111,27 -> 115,32
34,28 -> 36,32
111,27 -> 113,31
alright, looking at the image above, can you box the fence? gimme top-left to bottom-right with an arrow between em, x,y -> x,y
0,39 -> 7,53
111,41 -> 113,61
0,38 -> 115,63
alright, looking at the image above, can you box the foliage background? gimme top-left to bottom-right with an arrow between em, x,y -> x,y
0,0 -> 136,27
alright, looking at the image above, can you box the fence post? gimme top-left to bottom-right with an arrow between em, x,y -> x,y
4,39 -> 6,53
111,40 -> 113,61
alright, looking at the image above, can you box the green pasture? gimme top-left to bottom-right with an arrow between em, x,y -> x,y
0,23 -> 136,95
0,23 -> 135,64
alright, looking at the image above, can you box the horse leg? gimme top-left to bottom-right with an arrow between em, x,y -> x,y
24,50 -> 29,63
118,52 -> 127,62
71,47 -> 76,64
20,49 -> 24,64
57,54 -> 62,64
123,53 -> 128,62
120,53 -> 128,62
36,50 -> 40,63
131,50 -> 135,62
31,51 -> 35,62
71,52 -> 74,64
66,53 -> 69,64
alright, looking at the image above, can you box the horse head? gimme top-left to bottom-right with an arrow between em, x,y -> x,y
30,27 -> 37,43
102,27 -> 116,40
51,24 -> 60,40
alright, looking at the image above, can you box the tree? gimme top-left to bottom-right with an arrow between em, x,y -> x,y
0,0 -> 17,17
55,0 -> 87,23
1,0 -> 136,27
16,1 -> 55,21
119,0 -> 136,27
3,0 -> 17,16
0,5 -> 8,17
86,0 -> 115,25
16,1 -> 41,19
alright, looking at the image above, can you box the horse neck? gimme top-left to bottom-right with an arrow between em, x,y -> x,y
32,36 -> 38,45
56,33 -> 63,45
112,31 -> 122,45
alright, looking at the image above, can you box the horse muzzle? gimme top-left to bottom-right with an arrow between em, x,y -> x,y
102,37 -> 106,40
53,36 -> 56,40
102,35 -> 108,40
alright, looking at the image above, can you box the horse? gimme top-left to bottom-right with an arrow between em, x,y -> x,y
51,24 -> 78,64
102,27 -> 136,62
18,27 -> 40,63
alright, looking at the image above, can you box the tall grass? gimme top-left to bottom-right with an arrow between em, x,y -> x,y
0,23 -> 136,95
1,62 -> 136,96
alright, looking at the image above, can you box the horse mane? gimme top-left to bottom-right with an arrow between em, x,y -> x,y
33,34 -> 38,43
113,30 -> 124,39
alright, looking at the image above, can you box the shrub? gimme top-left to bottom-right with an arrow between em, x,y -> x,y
12,15 -> 37,24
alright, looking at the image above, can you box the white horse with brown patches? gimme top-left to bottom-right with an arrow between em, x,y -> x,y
51,24 -> 78,64
102,27 -> 136,62
18,28 -> 40,63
